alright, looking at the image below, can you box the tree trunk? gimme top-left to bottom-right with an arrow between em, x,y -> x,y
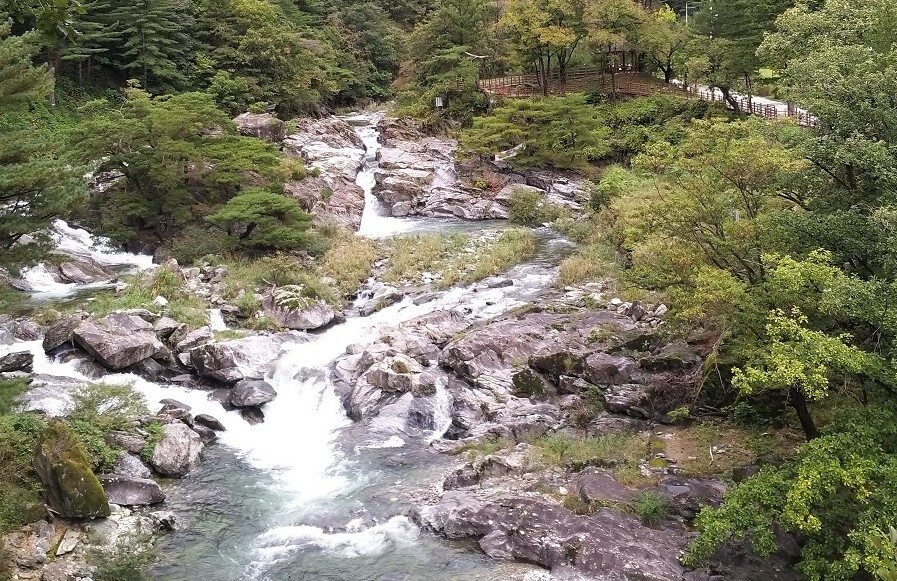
721,87 -> 740,112
789,388 -> 819,441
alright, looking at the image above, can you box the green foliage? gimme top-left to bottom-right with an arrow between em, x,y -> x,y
0,378 -> 29,416
531,431 -> 646,473
73,88 -> 281,247
0,20 -> 85,272
140,421 -> 164,462
69,419 -> 121,471
687,404 -> 897,580
0,413 -> 46,535
631,491 -> 669,526
68,383 -> 149,433
207,188 -> 312,254
88,266 -> 208,328
91,535 -> 156,581
508,187 -> 561,226
461,96 -> 610,169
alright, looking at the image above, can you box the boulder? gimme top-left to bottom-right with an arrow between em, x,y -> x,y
42,313 -> 83,351
99,475 -> 166,506
175,326 -> 213,352
150,422 -> 204,477
419,493 -> 685,579
282,116 -> 367,229
444,444 -> 535,489
73,314 -> 165,370
57,259 -> 112,284
190,335 -> 285,385
0,350 -> 33,372
105,431 -> 147,454
233,112 -> 286,142
111,453 -> 152,479
230,379 -> 277,407
14,320 -> 43,342
194,413 -> 226,432
262,294 -> 336,331
34,422 -> 111,518
153,316 -> 184,339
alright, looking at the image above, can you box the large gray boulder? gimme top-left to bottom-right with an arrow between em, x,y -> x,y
99,475 -> 166,506
73,313 -> 165,370
261,294 -> 336,331
56,258 -> 113,284
150,422 -> 204,477
419,493 -> 685,580
175,326 -> 213,352
230,380 -> 277,407
233,112 -> 286,142
111,453 -> 152,479
42,313 -> 84,351
0,351 -> 33,372
190,335 -> 285,385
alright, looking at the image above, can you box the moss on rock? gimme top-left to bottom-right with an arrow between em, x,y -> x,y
34,421 -> 111,518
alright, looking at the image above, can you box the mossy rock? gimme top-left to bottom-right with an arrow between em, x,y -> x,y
511,367 -> 551,398
34,421 -> 111,518
529,351 -> 584,380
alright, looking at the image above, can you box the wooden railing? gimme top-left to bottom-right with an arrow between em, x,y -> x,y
479,68 -> 818,127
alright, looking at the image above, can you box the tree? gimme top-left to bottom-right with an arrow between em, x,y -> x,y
633,118 -> 806,285
72,88 -> 281,245
0,19 -> 83,271
500,0 -> 589,94
585,0 -> 647,96
640,4 -> 688,83
687,0 -> 792,110
685,403 -> 897,580
58,0 -> 120,84
758,0 -> 897,279
107,0 -> 191,90
206,188 -> 311,254
460,95 -> 611,169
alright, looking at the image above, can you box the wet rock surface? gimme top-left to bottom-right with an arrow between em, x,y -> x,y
283,116 -> 367,229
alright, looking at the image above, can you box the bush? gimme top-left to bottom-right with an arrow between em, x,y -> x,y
465,229 -> 537,282
631,491 -> 669,526
0,378 -> 29,415
91,536 -> 156,581
140,422 -> 165,463
508,188 -> 562,226
320,233 -> 379,296
69,383 -> 148,433
0,414 -> 46,535
88,266 -> 208,328
69,420 -> 121,471
557,245 -> 617,287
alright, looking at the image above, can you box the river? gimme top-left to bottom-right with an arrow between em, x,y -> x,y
12,113 -> 575,581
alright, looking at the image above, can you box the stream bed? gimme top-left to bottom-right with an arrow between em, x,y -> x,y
12,113 -> 576,581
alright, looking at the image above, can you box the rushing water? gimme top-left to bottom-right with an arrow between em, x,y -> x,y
12,114 -> 575,580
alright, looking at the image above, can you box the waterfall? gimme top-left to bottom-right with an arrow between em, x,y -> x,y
208,309 -> 227,331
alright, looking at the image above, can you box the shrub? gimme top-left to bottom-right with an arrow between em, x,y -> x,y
466,229 -> 537,282
0,414 -> 46,535
69,420 -> 121,471
532,431 -> 646,472
91,535 -> 156,581
69,383 -> 148,433
140,422 -> 165,463
631,491 -> 669,526
0,378 -> 29,415
320,233 -> 379,296
557,245 -> 617,287
509,188 -> 553,226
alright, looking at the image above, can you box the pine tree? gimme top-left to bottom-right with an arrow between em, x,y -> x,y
0,19 -> 84,271
108,0 -> 190,90
59,0 -> 121,85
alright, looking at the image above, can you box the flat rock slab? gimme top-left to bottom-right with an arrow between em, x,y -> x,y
100,475 -> 166,506
73,313 -> 164,370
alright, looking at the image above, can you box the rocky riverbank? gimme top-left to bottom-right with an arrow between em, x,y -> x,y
1,112 -> 804,580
